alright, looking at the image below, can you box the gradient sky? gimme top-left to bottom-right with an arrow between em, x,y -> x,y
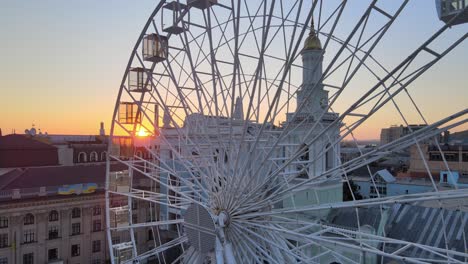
0,1 -> 466,139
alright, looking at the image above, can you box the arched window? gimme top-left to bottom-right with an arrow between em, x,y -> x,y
299,143 -> 309,161
0,216 -> 8,228
49,210 -> 59,222
71,208 -> 81,218
136,150 -> 143,158
90,151 -> 98,162
148,229 -> 154,241
78,152 -> 87,163
24,213 -> 34,225
100,151 -> 107,161
92,206 -> 101,216
297,143 -> 309,179
325,143 -> 333,170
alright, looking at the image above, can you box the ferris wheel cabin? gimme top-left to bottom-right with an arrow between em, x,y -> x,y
109,205 -> 130,228
118,102 -> 141,124
187,0 -> 217,9
142,34 -> 168,63
128,67 -> 151,92
162,1 -> 188,34
436,0 -> 468,25
112,242 -> 134,263
109,170 -> 130,193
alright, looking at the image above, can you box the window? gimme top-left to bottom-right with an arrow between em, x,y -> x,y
370,186 -> 387,196
444,153 -> 459,162
132,200 -> 138,210
0,257 -> 7,264
48,226 -> 59,239
132,214 -> 138,224
23,230 -> 35,244
71,223 -> 81,236
92,259 -> 102,264
71,244 -> 80,257
429,152 -> 442,161
93,206 -> 101,216
23,253 -> 34,264
0,233 -> 8,248
71,208 -> 81,218
49,210 -> 59,222
78,152 -> 87,163
0,217 -> 7,228
92,240 -> 101,253
148,230 -> 154,241
92,220 -> 101,232
24,214 -> 34,225
101,151 -> 107,161
90,151 -> 98,162
48,248 -> 58,261
111,236 -> 120,245
325,143 -> 333,170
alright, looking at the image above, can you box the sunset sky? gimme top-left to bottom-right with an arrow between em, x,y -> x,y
0,1 -> 466,139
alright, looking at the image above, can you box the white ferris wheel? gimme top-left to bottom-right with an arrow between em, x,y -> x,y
105,0 -> 468,263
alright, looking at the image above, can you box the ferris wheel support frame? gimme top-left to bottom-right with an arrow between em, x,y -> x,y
106,1 -> 468,263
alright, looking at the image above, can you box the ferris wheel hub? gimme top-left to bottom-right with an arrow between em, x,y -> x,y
184,204 -> 217,253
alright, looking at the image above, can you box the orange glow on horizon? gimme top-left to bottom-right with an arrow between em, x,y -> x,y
136,127 -> 148,137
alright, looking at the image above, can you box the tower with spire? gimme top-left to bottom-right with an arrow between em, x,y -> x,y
295,18 -> 329,117
282,17 -> 342,209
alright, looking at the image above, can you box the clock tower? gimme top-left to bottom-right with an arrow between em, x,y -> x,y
296,19 -> 329,116
282,18 -> 342,210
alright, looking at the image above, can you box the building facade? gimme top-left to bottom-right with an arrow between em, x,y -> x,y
408,143 -> 468,178
380,124 -> 427,145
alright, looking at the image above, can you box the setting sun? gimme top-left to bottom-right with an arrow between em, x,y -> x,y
136,128 -> 148,137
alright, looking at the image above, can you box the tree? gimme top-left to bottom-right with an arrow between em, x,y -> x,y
343,179 -> 363,201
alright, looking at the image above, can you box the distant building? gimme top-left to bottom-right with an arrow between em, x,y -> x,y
408,143 -> 468,179
351,169 -> 468,201
380,124 -> 427,145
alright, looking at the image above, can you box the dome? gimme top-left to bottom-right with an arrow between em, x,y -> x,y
304,19 -> 322,50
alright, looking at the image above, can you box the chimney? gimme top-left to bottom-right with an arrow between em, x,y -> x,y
443,130 -> 450,144
154,104 -> 160,134
99,122 -> 105,136
233,96 -> 244,120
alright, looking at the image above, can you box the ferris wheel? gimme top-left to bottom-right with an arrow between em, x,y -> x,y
105,0 -> 468,263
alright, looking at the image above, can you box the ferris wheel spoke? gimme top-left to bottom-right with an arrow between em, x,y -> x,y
109,219 -> 184,232
229,223 -> 283,264
135,151 -> 210,201
261,109 -> 467,206
229,1 -> 315,202
108,190 -> 188,210
240,187 -> 468,221
233,222 -> 307,263
308,32 -> 466,151
241,220 -> 367,264
247,219 -> 467,264
110,156 -> 209,210
126,235 -> 188,264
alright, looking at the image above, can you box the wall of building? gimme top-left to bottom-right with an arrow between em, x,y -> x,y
0,193 -> 153,264
409,144 -> 468,178
354,180 -> 434,199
